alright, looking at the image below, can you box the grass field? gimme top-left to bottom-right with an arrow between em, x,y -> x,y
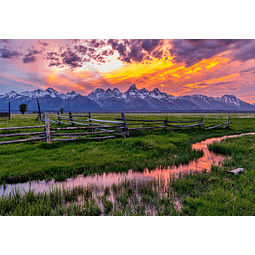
1,113 -> 255,215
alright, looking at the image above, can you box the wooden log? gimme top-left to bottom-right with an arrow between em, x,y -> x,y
164,118 -> 168,128
0,125 -> 46,131
69,112 -> 74,127
49,120 -> 60,124
166,119 -> 201,123
224,116 -> 230,128
230,168 -> 244,175
121,112 -> 129,137
57,120 -> 72,125
45,113 -> 51,144
69,121 -> 90,126
59,117 -> 71,120
0,131 -> 49,138
57,115 -> 70,119
37,98 -> 41,120
206,122 -> 230,130
88,118 -> 124,124
72,119 -> 89,122
80,135 -> 117,140
0,137 -> 45,145
115,118 -> 164,122
50,125 -> 114,131
51,135 -> 116,142
8,102 -> 11,120
88,111 -> 93,132
53,130 -> 117,136
128,126 -> 166,130
166,123 -> 203,128
88,118 -> 123,125
125,122 -> 165,126
0,112 -> 10,118
57,112 -> 61,124
199,118 -> 203,129
71,114 -> 90,117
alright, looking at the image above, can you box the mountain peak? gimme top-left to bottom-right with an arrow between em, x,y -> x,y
140,88 -> 149,93
67,91 -> 76,94
152,88 -> 161,93
46,87 -> 57,93
113,88 -> 120,92
128,84 -> 138,91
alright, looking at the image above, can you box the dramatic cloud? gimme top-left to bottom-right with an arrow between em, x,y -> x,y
232,41 -> 255,62
0,47 -> 22,58
2,39 -> 255,103
0,39 -> 12,44
170,39 -> 252,67
107,39 -> 164,63
38,40 -> 49,47
23,49 -> 41,63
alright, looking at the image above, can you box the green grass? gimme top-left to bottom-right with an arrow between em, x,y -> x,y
0,113 -> 255,185
1,113 -> 255,215
0,177 -> 180,216
171,134 -> 255,215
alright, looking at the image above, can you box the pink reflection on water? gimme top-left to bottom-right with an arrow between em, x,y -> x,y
1,132 -> 255,196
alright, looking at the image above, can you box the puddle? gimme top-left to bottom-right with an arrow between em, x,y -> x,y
1,132 -> 255,197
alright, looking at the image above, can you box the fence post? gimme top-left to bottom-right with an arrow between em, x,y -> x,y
227,116 -> 230,127
57,112 -> 61,124
8,102 -> 11,120
45,113 -> 51,144
164,118 -> 168,128
121,112 -> 129,137
37,98 -> 41,120
69,112 -> 74,126
200,117 -> 203,128
88,111 -> 93,132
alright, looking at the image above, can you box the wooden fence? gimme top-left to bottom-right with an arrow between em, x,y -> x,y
44,112 -> 126,143
115,116 -> 204,131
205,116 -> 230,130
0,125 -> 47,145
0,112 -> 10,118
0,102 -> 11,120
0,113 -> 231,145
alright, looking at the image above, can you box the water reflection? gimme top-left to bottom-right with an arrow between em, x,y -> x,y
1,132 -> 255,197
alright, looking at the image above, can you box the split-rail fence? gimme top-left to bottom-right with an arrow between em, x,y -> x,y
0,112 -> 231,145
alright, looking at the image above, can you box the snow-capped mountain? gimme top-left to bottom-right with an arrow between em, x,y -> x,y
88,84 -> 255,111
0,87 -> 101,112
0,85 -> 255,112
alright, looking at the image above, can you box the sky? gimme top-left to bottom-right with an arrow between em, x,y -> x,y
1,39 -> 255,103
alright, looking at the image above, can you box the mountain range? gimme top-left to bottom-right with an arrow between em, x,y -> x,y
0,85 -> 255,112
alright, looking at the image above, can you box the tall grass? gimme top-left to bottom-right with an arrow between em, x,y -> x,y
0,113 -> 255,186
171,135 -> 255,215
0,177 -> 180,216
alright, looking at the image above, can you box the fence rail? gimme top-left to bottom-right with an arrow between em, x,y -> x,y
0,112 -> 10,118
205,116 -> 230,130
0,124 -> 47,145
0,125 -> 46,131
117,117 -> 204,131
0,113 -> 231,145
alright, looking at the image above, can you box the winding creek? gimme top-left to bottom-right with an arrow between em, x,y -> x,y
1,132 -> 255,197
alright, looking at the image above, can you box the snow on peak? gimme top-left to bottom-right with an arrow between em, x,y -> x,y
113,88 -> 120,92
127,84 -> 138,91
65,91 -> 80,99
220,95 -> 240,106
0,90 -> 21,99
2,87 -> 80,100
46,87 -> 57,93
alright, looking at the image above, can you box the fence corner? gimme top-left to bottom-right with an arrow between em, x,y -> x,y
45,113 -> 51,144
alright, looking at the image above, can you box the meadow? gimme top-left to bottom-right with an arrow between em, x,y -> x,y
0,112 -> 255,215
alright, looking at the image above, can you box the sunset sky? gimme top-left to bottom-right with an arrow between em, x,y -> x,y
1,39 -> 255,103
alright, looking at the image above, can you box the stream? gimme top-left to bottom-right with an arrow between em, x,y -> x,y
1,132 -> 254,197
